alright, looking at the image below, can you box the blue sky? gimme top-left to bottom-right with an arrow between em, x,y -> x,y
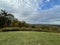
0,0 -> 60,24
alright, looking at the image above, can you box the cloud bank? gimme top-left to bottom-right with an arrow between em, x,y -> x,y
0,0 -> 60,24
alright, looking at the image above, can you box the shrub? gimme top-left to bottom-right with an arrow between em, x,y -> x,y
0,27 -> 20,32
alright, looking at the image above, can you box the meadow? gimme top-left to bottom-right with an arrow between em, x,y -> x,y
0,31 -> 60,45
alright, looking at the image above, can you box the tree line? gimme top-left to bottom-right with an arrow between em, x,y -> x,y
0,9 -> 30,28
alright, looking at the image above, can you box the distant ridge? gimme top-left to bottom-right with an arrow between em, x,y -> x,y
30,24 -> 60,27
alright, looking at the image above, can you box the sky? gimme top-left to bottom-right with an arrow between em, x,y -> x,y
0,0 -> 60,24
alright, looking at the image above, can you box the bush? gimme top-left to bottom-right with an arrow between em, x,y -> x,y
0,27 -> 20,32
0,27 -> 60,33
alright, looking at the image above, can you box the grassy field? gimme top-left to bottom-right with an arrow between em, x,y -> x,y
0,31 -> 60,45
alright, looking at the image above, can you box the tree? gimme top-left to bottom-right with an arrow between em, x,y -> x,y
0,16 -> 5,28
0,9 -> 14,28
1,9 -> 8,16
12,19 -> 19,27
0,9 -> 29,28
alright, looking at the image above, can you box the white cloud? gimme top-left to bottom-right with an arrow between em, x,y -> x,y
0,0 -> 60,24
26,5 -> 60,24
0,0 -> 43,20
46,0 -> 50,2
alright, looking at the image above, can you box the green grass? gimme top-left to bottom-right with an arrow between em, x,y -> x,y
0,31 -> 60,45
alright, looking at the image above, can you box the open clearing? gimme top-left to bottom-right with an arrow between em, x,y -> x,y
0,31 -> 60,45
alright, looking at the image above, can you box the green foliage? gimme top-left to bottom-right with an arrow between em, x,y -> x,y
12,19 -> 19,27
0,9 -> 14,27
0,9 -> 30,28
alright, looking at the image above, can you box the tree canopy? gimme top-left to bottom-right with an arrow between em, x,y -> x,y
0,9 -> 30,28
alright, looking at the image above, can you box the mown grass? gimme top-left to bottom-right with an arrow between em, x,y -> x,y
0,31 -> 60,45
